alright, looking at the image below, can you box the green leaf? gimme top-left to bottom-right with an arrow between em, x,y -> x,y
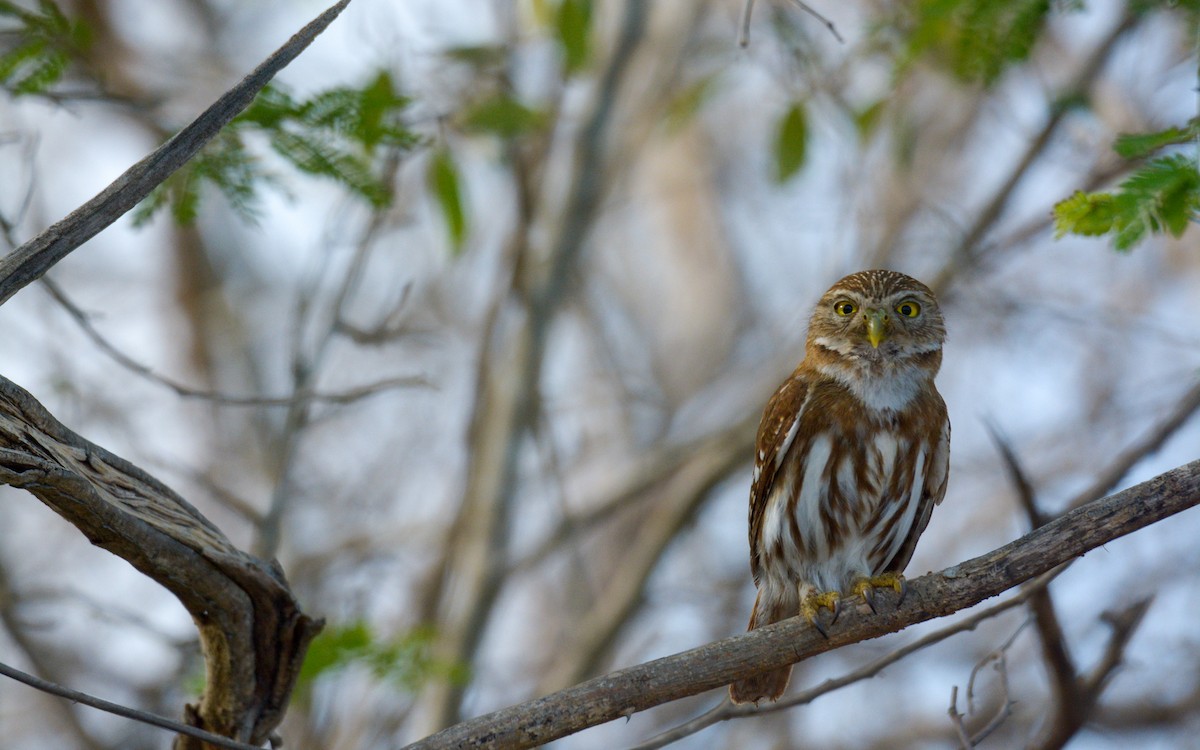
1053,190 -> 1114,238
461,94 -> 545,138
298,622 -> 373,685
294,622 -> 469,697
899,0 -> 1053,86
663,73 -> 720,133
1113,119 -> 1200,159
136,72 -> 415,226
854,99 -> 887,140
555,0 -> 592,75
269,129 -> 389,207
0,0 -> 88,96
429,147 -> 468,255
1054,155 -> 1199,251
774,102 -> 809,183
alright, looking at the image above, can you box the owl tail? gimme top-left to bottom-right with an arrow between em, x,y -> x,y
728,589 -> 794,704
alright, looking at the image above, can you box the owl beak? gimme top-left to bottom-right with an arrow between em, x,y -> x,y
865,309 -> 889,349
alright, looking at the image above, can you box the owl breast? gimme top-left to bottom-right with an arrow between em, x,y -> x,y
758,406 -> 930,595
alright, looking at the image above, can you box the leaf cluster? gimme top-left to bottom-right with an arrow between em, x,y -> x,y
296,622 -> 468,696
136,70 -> 417,225
0,0 -> 89,96
896,0 -> 1053,86
1054,121 -> 1200,251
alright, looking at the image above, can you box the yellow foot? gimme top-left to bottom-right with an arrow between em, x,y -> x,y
801,590 -> 842,638
851,572 -> 907,613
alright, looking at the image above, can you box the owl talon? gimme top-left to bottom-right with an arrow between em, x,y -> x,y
801,590 -> 841,637
852,573 -> 907,613
860,585 -> 878,614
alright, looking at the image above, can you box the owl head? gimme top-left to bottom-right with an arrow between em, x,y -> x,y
806,269 -> 945,370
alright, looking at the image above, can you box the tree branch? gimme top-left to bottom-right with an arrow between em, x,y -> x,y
0,0 -> 352,308
404,459 -> 1200,749
0,375 -> 322,747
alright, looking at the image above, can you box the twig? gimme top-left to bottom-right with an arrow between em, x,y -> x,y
738,0 -> 844,47
789,0 -> 844,43
930,11 -> 1138,295
403,459 -> 1200,750
950,620 -> 1024,747
421,0 -> 651,730
986,421 -> 1081,732
38,277 -> 429,407
0,0 -> 353,308
985,419 -> 1044,526
970,652 -> 1016,745
948,686 -> 973,749
0,660 -> 263,750
1067,377 -> 1200,510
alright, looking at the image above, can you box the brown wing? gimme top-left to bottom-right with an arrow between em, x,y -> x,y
748,373 -> 811,585
883,395 -> 950,574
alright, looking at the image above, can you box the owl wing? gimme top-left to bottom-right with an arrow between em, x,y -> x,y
884,396 -> 951,574
748,373 -> 811,585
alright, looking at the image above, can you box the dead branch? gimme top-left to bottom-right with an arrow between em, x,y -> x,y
0,375 -> 322,748
404,459 -> 1200,750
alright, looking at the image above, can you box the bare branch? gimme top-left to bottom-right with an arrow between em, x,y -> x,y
0,0 -> 353,308
404,459 -> 1200,749
930,11 -> 1137,295
1067,378 -> 1200,510
987,421 -> 1081,735
42,275 -> 429,407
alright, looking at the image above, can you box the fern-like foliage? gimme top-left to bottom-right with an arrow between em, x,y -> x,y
0,0 -> 89,96
1054,154 -> 1200,251
897,0 -> 1053,86
135,70 -> 417,226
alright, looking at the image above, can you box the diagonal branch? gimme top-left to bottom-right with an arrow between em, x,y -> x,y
404,459 -> 1200,750
631,569 -> 1058,750
0,0 -> 353,308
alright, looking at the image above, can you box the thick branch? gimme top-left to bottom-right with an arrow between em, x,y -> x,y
0,0 -> 352,308
405,459 -> 1200,750
0,375 -> 322,747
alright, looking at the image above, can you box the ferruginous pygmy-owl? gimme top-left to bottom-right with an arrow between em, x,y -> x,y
729,269 -> 950,705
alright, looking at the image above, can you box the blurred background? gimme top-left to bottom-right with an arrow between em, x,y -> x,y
1,0 -> 1199,748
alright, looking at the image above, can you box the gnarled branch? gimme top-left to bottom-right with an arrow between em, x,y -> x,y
0,374 -> 322,747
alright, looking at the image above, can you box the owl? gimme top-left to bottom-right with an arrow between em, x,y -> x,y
729,269 -> 950,704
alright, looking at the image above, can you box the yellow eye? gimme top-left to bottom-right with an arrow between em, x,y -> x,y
834,300 -> 857,317
896,300 -> 921,318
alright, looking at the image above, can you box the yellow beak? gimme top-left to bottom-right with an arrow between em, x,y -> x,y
865,309 -> 889,349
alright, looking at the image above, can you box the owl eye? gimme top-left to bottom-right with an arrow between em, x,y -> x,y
833,300 -> 857,317
895,300 -> 921,318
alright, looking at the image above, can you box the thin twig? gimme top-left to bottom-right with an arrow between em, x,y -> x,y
790,0 -> 844,43
970,652 -> 1016,745
948,685 -> 973,749
986,420 -> 1081,733
738,0 -> 844,47
39,277 -> 430,407
1067,377 -> 1200,510
0,660 -> 263,750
